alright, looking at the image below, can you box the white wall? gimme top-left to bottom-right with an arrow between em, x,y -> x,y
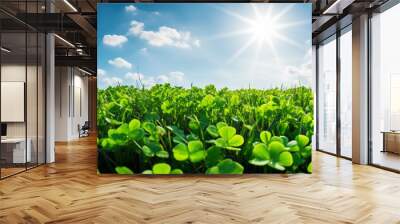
55,67 -> 89,141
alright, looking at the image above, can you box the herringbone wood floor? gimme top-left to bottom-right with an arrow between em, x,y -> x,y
1,136 -> 400,224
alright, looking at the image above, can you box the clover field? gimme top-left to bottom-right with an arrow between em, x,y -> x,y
97,84 -> 313,174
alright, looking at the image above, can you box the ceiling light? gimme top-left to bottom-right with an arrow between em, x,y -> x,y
78,67 -> 92,76
54,34 -> 75,48
323,0 -> 354,15
1,47 -> 11,53
63,0 -> 78,12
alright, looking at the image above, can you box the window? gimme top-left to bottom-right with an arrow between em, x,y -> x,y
340,27 -> 352,158
371,3 -> 400,171
317,36 -> 337,154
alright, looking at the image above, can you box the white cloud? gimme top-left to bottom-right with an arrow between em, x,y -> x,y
151,71 -> 186,86
103,77 -> 124,87
97,69 -> 124,87
284,62 -> 312,86
129,21 -> 144,35
99,69 -> 187,89
129,71 -> 186,88
193,39 -> 201,47
125,5 -> 137,12
128,20 -> 200,49
142,77 -> 156,87
125,72 -> 144,82
153,11 -> 160,15
97,69 -> 106,77
103,34 -> 128,47
156,75 -> 169,83
108,57 -> 132,69
167,71 -> 185,84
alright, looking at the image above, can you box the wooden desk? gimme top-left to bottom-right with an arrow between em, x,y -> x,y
1,138 -> 31,164
381,131 -> 400,154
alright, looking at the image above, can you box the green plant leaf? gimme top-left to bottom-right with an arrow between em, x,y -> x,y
128,119 -> 141,130
186,133 -> 199,141
215,138 -> 228,148
152,163 -> 171,174
225,146 -> 241,151
218,126 -> 236,140
108,128 -> 126,141
270,136 -> 283,143
188,140 -> 206,163
267,162 -> 285,171
287,140 -> 299,152
206,166 -> 219,174
216,122 -> 227,130
115,166 -> 134,175
249,143 -> 270,166
279,151 -> 293,167
101,138 -> 116,150
143,122 -> 157,134
142,145 -> 155,157
260,131 -> 271,144
128,128 -> 145,140
170,169 -> 183,174
142,170 -> 153,174
156,150 -> 169,159
210,159 -> 244,174
206,125 -> 219,138
173,143 -> 189,161
167,126 -> 187,144
307,162 -> 312,173
296,135 -> 309,148
205,146 -> 224,168
156,126 -> 166,136
280,136 -> 289,146
268,141 -> 285,160
189,120 -> 200,131
144,141 -> 163,156
228,135 -> 244,147
301,146 -> 312,158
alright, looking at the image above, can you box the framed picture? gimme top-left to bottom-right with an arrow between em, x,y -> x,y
97,3 -> 313,175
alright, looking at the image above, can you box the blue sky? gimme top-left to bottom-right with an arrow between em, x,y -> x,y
97,3 -> 312,89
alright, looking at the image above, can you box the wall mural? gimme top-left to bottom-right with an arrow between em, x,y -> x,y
97,3 -> 313,174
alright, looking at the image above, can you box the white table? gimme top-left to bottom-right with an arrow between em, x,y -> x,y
1,138 -> 31,163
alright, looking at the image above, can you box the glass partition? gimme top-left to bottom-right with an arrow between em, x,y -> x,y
317,35 -> 337,154
1,30 -> 27,177
371,3 -> 400,171
339,27 -> 352,158
0,1 -> 46,179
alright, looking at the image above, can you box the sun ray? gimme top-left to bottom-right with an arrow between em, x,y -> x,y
272,31 -> 303,49
251,3 -> 262,20
218,7 -> 255,26
227,36 -> 257,64
264,32 -> 282,67
276,20 -> 309,30
272,4 -> 294,21
208,28 -> 253,41
218,4 -> 307,64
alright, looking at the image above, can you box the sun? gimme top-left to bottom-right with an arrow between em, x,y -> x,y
251,16 -> 278,44
214,4 -> 306,64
